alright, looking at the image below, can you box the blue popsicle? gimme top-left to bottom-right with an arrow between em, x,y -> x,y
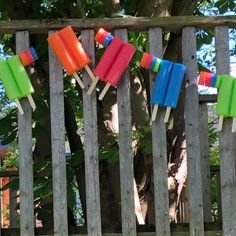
163,63 -> 186,122
151,60 -> 173,105
150,60 -> 173,121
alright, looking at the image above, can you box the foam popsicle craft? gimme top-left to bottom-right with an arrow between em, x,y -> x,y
87,29 -> 117,95
151,60 -> 173,122
0,61 -> 24,114
229,78 -> 236,132
198,71 -> 217,87
139,52 -> 161,73
97,41 -> 136,100
0,52 -> 36,114
163,63 -> 186,123
8,55 -> 36,111
215,74 -> 234,131
94,28 -> 113,48
47,26 -> 95,89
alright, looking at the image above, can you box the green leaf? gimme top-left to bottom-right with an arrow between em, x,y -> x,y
0,112 -> 17,137
2,129 -> 17,144
0,177 -> 19,191
69,150 -> 84,167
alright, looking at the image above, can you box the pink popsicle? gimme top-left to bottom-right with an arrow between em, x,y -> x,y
94,37 -> 123,82
87,37 -> 123,95
98,42 -> 136,100
105,42 -> 136,86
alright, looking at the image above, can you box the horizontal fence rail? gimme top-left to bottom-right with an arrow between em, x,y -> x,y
0,15 -> 234,33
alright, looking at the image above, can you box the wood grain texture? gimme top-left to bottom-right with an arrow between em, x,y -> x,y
215,26 -> 236,236
81,30 -> 102,236
182,27 -> 204,236
115,29 -> 136,235
199,103 -> 212,222
48,31 -> 68,236
0,16 -> 236,33
149,28 -> 170,236
16,31 -> 35,236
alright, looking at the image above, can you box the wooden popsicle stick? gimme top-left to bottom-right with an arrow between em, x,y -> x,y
232,118 -> 236,133
87,76 -> 99,95
73,73 -> 85,89
164,107 -> 171,123
27,94 -> 36,111
15,99 -> 24,115
85,65 -> 97,81
218,115 -> 224,131
151,104 -> 159,122
98,83 -> 111,100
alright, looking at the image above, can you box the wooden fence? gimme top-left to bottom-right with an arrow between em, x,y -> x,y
0,15 -> 236,236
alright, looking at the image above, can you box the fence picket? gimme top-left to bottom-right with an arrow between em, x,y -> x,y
16,31 -> 35,236
48,31 -> 68,236
215,26 -> 236,236
199,103 -> 212,222
149,27 -> 170,236
182,27 -> 204,235
81,29 -> 102,236
115,29 -> 136,235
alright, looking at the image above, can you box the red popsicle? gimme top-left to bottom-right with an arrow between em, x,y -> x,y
98,42 -> 136,100
87,37 -> 123,95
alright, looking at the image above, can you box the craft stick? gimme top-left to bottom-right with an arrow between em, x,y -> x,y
85,65 -> 97,81
87,76 -> 99,95
232,118 -> 236,133
151,104 -> 159,122
27,94 -> 36,111
15,99 -> 24,115
98,83 -> 111,100
73,73 -> 85,89
218,115 -> 224,131
164,107 -> 171,123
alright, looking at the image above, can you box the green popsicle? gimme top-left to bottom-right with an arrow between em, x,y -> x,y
229,78 -> 236,117
216,74 -> 234,117
229,78 -> 236,132
0,60 -> 22,100
7,55 -> 34,96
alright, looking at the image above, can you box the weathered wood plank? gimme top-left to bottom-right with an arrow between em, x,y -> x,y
0,222 -> 223,235
48,31 -> 68,236
16,31 -> 34,236
81,30 -> 102,236
0,16 -> 235,33
149,28 -> 170,236
0,231 -> 224,236
199,103 -> 212,222
215,26 -> 236,236
199,94 -> 217,103
182,27 -> 204,235
116,29 -> 136,235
